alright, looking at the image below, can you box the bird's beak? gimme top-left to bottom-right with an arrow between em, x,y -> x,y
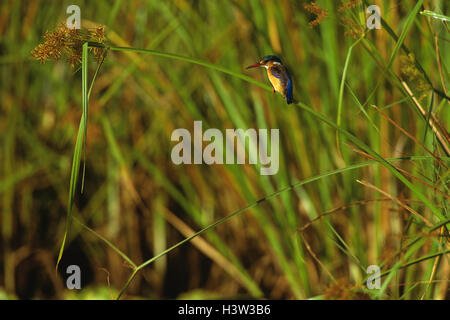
246,62 -> 263,69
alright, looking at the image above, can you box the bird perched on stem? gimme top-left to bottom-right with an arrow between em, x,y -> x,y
247,55 -> 294,104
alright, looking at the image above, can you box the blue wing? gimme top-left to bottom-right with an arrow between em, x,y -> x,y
269,65 -> 287,84
286,76 -> 293,104
270,65 -> 293,104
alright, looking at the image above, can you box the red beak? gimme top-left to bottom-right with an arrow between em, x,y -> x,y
246,62 -> 263,69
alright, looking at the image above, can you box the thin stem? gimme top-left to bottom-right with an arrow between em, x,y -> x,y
114,156 -> 445,299
116,268 -> 139,300
74,217 -> 137,269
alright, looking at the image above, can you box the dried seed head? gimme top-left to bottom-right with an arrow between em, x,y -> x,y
340,16 -> 364,39
31,22 -> 107,68
304,2 -> 328,28
338,0 -> 362,12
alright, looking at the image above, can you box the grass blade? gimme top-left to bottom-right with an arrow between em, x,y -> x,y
336,36 -> 364,156
420,10 -> 450,22
116,156 -> 442,298
56,42 -> 89,270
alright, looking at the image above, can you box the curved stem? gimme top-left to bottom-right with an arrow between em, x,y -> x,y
114,156 -> 445,299
116,268 -> 139,300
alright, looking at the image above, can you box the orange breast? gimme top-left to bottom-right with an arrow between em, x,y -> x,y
267,70 -> 286,97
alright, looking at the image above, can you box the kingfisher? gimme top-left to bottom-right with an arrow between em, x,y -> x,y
246,55 -> 294,104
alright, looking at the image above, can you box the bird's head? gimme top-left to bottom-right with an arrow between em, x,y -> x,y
246,55 -> 283,69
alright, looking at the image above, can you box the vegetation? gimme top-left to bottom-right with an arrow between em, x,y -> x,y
0,0 -> 449,300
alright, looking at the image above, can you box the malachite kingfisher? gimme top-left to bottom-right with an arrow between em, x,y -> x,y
246,55 -> 294,104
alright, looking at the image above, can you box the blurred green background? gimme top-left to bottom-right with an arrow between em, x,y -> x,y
0,0 -> 449,299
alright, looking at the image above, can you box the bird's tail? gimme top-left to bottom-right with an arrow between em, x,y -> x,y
286,92 -> 297,104
286,77 -> 294,104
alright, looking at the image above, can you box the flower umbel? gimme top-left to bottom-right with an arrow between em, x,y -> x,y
31,23 -> 107,68
340,16 -> 365,39
304,2 -> 328,28
338,0 -> 362,12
